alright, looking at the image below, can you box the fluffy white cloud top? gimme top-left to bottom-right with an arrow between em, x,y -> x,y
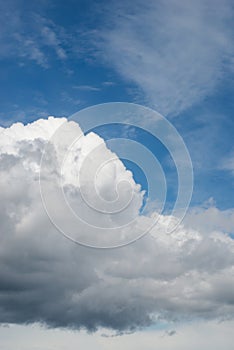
0,117 -> 234,331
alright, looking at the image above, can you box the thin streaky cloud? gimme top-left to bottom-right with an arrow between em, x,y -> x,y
0,2 -> 67,67
73,85 -> 101,92
220,152 -> 234,176
96,0 -> 234,116
102,81 -> 116,87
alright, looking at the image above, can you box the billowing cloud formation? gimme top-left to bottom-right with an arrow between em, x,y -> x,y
0,117 -> 234,331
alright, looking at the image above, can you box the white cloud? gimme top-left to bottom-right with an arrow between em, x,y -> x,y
73,85 -> 101,92
41,25 -> 67,60
220,152 -> 234,176
184,203 -> 234,234
0,117 -> 234,332
0,2 -> 67,67
97,0 -> 234,116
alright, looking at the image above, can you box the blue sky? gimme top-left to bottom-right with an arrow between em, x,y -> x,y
0,0 -> 233,213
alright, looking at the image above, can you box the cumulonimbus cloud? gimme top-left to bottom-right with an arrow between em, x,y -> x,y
0,117 -> 234,331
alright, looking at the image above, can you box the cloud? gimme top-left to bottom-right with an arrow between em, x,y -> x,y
72,82 -> 116,92
0,117 -> 234,332
40,25 -> 67,60
96,0 -> 234,116
0,2 -> 67,67
102,81 -> 116,87
1,321 -> 234,350
220,152 -> 234,176
73,85 -> 101,92
165,329 -> 176,337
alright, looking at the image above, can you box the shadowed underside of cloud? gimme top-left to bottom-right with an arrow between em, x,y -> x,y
0,117 -> 234,332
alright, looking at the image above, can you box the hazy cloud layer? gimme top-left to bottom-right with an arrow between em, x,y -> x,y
0,117 -> 234,331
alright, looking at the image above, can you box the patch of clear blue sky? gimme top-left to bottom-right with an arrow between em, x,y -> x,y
0,0 -> 233,211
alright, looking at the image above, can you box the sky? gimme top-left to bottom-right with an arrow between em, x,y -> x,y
0,0 -> 234,349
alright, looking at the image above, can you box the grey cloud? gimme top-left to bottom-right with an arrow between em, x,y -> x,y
166,330 -> 176,336
0,118 -> 234,332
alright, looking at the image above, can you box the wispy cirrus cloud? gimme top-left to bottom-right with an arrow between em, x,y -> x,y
0,2 -> 67,67
72,81 -> 116,92
220,151 -> 234,176
96,0 -> 234,116
73,85 -> 101,92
